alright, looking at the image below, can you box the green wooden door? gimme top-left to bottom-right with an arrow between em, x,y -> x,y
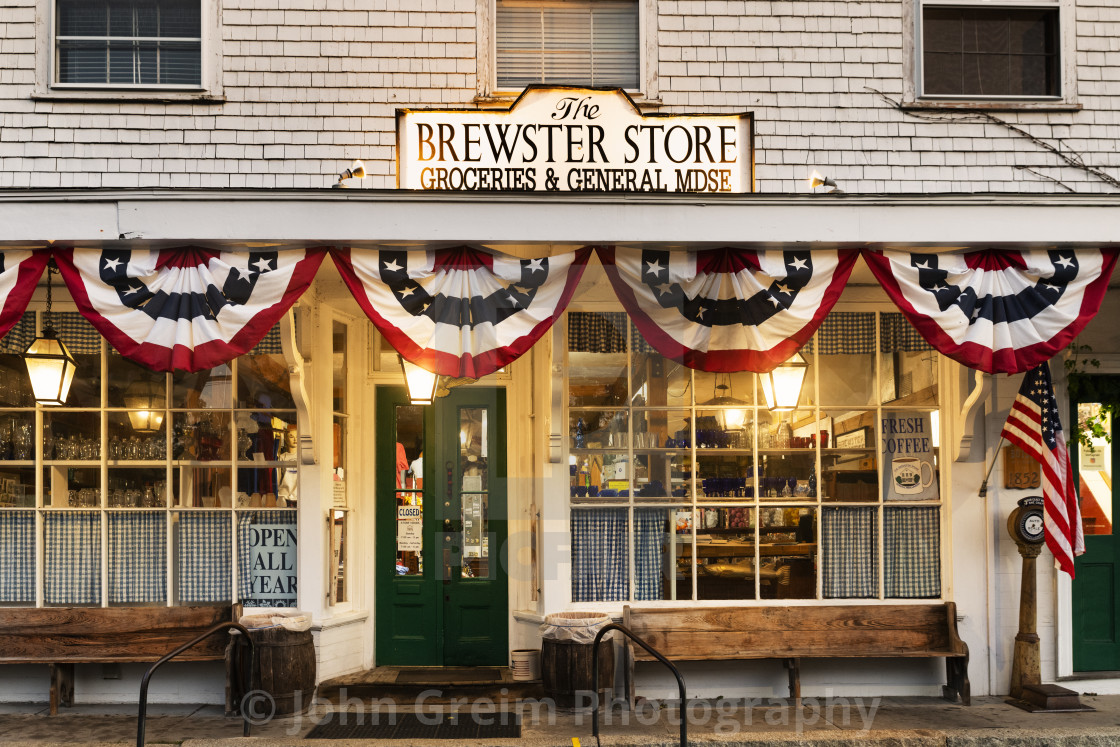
375,386 -> 508,667
1072,378 -> 1120,671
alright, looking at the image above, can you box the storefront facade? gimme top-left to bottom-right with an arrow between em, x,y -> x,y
2,0 -> 1120,707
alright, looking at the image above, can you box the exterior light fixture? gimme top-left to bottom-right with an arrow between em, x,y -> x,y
702,373 -> 749,431
399,355 -> 439,405
22,260 -> 78,406
809,171 -> 836,189
333,160 -> 366,188
808,171 -> 842,192
760,352 -> 808,411
124,380 -> 165,433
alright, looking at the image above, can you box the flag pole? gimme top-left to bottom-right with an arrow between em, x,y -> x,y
978,434 -> 1006,498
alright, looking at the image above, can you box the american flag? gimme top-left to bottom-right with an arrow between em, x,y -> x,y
1000,362 -> 1085,577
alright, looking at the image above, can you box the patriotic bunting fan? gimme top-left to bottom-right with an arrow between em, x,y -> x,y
0,250 -> 49,340
863,249 -> 1119,374
598,246 -> 858,372
54,248 -> 326,372
331,246 -> 591,379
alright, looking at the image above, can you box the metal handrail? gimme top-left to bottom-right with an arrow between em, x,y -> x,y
137,622 -> 255,747
591,622 -> 687,747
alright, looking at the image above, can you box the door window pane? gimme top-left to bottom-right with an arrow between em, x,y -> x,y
1078,403 -> 1112,536
395,405 -> 424,576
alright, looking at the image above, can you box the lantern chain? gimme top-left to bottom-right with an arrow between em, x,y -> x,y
44,259 -> 57,332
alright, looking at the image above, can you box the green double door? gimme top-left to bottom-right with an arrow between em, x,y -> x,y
375,386 -> 508,666
1072,377 -> 1120,671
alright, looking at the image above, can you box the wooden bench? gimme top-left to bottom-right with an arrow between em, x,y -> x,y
0,605 -> 239,714
622,603 -> 970,706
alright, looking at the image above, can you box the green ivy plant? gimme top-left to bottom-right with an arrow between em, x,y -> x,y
1064,342 -> 1114,448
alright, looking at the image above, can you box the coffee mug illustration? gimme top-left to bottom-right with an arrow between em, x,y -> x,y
892,456 -> 934,494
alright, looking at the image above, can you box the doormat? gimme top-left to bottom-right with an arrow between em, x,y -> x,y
303,711 -> 521,739
395,668 -> 503,684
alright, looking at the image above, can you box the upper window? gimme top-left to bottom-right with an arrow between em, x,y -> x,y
54,0 -> 202,87
495,0 -> 639,91
919,0 -> 1060,98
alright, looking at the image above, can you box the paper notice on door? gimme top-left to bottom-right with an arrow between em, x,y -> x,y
397,505 -> 423,552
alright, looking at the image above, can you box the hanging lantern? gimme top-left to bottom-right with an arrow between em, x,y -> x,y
760,352 -> 808,411
702,373 -> 749,431
124,380 -> 165,433
23,261 -> 78,407
399,355 -> 439,405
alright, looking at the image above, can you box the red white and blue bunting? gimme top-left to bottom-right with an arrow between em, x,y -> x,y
332,246 -> 591,378
54,248 -> 326,372
863,249 -> 1119,374
598,246 -> 858,373
0,250 -> 48,341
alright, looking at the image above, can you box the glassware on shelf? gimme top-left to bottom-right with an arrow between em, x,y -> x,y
776,420 -> 792,448
238,428 -> 252,461
13,424 -> 32,460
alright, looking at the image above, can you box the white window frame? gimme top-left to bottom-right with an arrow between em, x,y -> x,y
33,0 -> 223,102
559,300 -> 954,610
903,0 -> 1078,110
327,309 -> 358,612
0,304 -> 300,609
476,0 -> 659,104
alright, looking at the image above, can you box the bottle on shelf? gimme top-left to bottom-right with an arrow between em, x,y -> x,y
776,419 -> 792,448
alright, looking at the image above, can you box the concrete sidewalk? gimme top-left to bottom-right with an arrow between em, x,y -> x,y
1,695 -> 1120,746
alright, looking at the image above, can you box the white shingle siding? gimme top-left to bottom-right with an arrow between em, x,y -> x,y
2,0 -> 1119,192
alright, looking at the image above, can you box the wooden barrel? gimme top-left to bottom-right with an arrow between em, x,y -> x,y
251,625 -> 316,715
541,638 -> 614,710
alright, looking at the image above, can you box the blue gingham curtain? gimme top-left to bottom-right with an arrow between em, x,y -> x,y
178,511 -> 232,603
250,325 -> 283,355
805,311 -> 875,355
0,313 -> 35,354
884,506 -> 941,598
629,321 -> 655,355
822,506 -> 878,598
238,510 -> 297,605
568,312 -> 627,353
572,508 -> 629,601
44,511 -> 101,605
0,511 -> 35,603
108,513 -> 166,603
55,311 -> 102,354
880,312 -> 931,353
633,508 -> 664,601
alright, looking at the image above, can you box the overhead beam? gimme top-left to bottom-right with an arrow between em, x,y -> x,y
0,190 -> 1118,248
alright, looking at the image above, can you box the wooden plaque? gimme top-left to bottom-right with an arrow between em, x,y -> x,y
1003,444 -> 1041,490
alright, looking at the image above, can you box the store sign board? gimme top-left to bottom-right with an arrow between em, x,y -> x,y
248,524 -> 298,606
397,86 -> 753,193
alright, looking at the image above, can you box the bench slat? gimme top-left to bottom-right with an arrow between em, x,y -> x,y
626,605 -> 948,633
622,603 -> 970,707
0,606 -> 235,663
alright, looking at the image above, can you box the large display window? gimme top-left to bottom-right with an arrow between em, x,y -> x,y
567,309 -> 943,603
0,312 -> 298,608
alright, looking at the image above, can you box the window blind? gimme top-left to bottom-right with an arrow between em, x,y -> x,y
56,0 -> 202,86
496,0 -> 639,90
